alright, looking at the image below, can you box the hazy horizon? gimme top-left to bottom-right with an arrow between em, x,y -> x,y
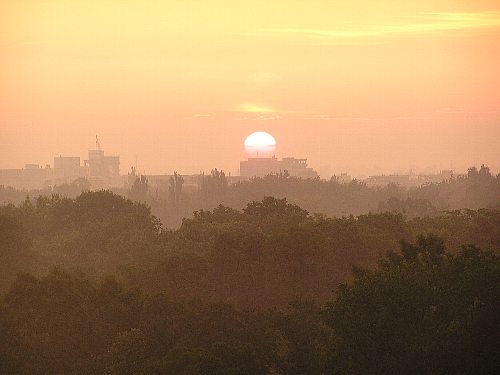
1,3 -> 499,373
1,0 -> 499,176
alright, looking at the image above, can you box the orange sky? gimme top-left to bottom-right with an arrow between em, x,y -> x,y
1,0 -> 499,176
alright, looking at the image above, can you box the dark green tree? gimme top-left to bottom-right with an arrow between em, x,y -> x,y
323,235 -> 500,374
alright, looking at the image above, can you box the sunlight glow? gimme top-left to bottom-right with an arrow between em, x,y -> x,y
244,132 -> 276,148
244,132 -> 276,158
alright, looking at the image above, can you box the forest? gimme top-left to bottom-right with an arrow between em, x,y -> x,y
0,166 -> 499,373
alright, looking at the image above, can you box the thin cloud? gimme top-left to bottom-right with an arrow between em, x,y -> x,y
259,11 -> 500,41
301,109 -> 499,121
238,103 -> 278,114
237,103 -> 306,116
237,115 -> 282,121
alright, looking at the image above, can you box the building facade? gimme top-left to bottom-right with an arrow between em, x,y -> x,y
240,156 -> 318,179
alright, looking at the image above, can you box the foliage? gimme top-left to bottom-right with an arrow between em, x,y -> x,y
169,171 -> 184,205
323,235 -> 500,374
1,235 -> 497,374
128,167 -> 150,201
0,270 -> 281,374
1,165 -> 498,229
0,191 -> 499,308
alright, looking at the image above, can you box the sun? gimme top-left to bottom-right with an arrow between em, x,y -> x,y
244,131 -> 276,157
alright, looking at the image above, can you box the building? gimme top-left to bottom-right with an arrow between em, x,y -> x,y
240,157 -> 280,178
0,137 -> 122,190
84,150 -> 120,179
240,156 -> 318,179
365,170 -> 456,188
0,164 -> 51,189
83,137 -> 120,186
54,156 -> 82,178
280,157 -> 318,179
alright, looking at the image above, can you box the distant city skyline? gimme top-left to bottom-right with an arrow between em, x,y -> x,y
0,133 -> 497,179
0,137 -> 464,191
1,1 -> 500,176
0,135 -> 492,179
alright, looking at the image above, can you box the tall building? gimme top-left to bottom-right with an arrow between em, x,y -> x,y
83,137 -> 120,186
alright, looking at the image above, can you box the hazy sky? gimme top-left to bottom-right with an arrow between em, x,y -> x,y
1,0 -> 499,176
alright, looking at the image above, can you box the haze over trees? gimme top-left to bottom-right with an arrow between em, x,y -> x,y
0,197 -> 498,373
0,168 -> 498,373
1,164 -> 498,228
2,0 -> 500,371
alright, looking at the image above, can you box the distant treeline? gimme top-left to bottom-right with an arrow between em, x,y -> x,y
1,165 -> 498,228
1,191 -> 498,305
0,191 -> 498,373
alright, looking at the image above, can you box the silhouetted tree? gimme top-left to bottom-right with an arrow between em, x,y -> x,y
199,168 -> 228,201
127,167 -> 149,201
169,171 -> 184,205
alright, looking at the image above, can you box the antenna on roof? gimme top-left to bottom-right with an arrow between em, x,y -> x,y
96,135 -> 101,151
